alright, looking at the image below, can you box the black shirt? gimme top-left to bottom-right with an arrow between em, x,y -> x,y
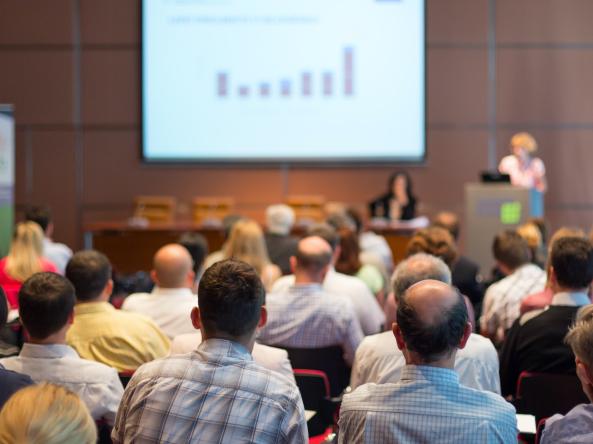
368,193 -> 416,220
0,365 -> 34,408
499,305 -> 580,397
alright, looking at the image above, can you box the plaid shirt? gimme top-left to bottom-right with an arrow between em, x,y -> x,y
480,263 -> 546,343
258,284 -> 364,365
112,339 -> 307,444
339,365 -> 517,444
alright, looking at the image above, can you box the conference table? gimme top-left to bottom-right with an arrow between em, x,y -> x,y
84,220 -> 423,275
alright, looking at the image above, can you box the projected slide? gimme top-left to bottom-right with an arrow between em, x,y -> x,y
142,0 -> 425,162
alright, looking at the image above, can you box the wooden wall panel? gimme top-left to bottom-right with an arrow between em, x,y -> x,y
427,0 -> 488,43
0,0 -> 73,45
427,49 -> 488,124
497,49 -> 593,124
497,0 -> 593,43
80,0 -> 139,45
0,51 -> 74,125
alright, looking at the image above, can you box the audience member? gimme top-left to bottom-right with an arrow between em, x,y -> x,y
520,227 -> 585,315
335,227 -> 385,298
222,219 -> 281,290
65,250 -> 170,372
178,231 -> 209,288
433,211 -> 484,309
351,253 -> 500,393
0,222 -> 58,309
25,205 -> 73,274
0,272 -> 123,423
0,383 -> 97,444
259,236 -> 363,365
384,226 -> 475,327
273,223 -> 385,335
346,207 -> 394,276
541,304 -> 593,443
264,204 -> 299,275
170,330 -> 295,383
517,221 -> 545,267
122,243 -> 197,338
203,214 -> 243,268
112,259 -> 307,443
0,288 -> 33,409
338,280 -> 516,443
499,236 -> 593,397
480,230 -> 546,344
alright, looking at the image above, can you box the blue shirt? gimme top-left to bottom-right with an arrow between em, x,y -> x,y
542,403 -> 593,443
339,365 -> 517,444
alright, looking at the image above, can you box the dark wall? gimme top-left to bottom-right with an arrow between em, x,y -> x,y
1,0 -> 593,250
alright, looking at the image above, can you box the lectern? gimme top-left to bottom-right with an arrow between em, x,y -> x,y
465,183 -> 544,273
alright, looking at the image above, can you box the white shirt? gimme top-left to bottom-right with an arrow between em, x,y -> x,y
0,343 -> 123,424
272,268 -> 385,335
480,263 -> 546,343
359,231 -> 394,275
498,154 -> 546,191
43,237 -> 73,275
350,331 -> 501,394
121,287 -> 197,339
259,284 -> 364,365
170,331 -> 295,383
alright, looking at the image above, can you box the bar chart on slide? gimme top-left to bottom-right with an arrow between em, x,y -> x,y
216,46 -> 355,99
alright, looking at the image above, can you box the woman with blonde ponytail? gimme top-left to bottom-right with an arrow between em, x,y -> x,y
0,222 -> 58,309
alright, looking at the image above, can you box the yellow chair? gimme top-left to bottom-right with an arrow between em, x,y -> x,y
133,196 -> 177,223
192,197 -> 235,226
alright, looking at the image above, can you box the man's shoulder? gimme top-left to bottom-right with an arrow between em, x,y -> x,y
271,274 -> 295,292
45,239 -> 72,255
327,271 -> 368,291
121,292 -> 152,308
357,331 -> 395,358
459,333 -> 497,359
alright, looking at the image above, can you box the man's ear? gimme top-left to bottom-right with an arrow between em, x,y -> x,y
392,323 -> 405,351
332,246 -> 341,265
289,256 -> 297,274
67,310 -> 74,326
187,270 -> 196,288
104,279 -> 114,299
258,306 -> 267,328
190,306 -> 201,330
577,358 -> 593,385
150,270 -> 158,286
458,322 -> 472,349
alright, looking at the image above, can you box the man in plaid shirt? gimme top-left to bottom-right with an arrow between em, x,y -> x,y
112,259 -> 308,443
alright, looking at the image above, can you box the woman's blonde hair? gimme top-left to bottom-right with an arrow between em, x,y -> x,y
223,219 -> 271,275
510,132 -> 538,154
5,222 -> 45,282
0,383 -> 96,444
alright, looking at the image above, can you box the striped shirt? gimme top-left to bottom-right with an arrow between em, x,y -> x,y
339,366 -> 517,444
480,263 -> 546,343
112,339 -> 307,444
258,284 -> 364,365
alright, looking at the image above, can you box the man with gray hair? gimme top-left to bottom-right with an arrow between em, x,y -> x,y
541,305 -> 593,443
339,279 -> 516,443
264,204 -> 298,275
350,253 -> 500,393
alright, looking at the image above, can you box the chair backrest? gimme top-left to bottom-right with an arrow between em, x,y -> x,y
283,346 -> 349,397
515,371 -> 588,421
192,197 -> 234,226
294,370 -> 331,437
118,370 -> 135,388
285,195 -> 325,225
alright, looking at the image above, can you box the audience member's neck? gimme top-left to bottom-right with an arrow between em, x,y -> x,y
552,284 -> 589,296
28,328 -> 68,346
293,270 -> 324,286
201,329 -> 256,352
404,349 -> 456,370
76,295 -> 108,305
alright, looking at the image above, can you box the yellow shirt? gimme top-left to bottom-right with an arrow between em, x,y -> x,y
67,301 -> 170,372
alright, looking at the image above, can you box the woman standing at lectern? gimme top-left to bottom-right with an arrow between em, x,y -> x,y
369,172 -> 417,221
498,132 -> 547,192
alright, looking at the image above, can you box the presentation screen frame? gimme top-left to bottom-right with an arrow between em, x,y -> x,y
140,0 -> 427,166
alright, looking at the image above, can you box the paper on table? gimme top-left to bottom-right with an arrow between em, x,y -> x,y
517,414 -> 537,434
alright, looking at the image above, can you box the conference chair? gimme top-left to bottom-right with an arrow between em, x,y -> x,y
133,196 -> 177,223
192,197 -> 234,226
514,371 -> 588,421
285,195 -> 325,226
283,346 -> 350,397
118,369 -> 136,388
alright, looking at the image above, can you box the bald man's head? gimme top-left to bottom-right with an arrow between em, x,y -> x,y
293,236 -> 332,277
152,244 -> 194,289
396,280 -> 468,363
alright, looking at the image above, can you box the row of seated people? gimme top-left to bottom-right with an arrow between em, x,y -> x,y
0,207 -> 592,442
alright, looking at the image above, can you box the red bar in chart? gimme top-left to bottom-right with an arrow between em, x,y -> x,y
322,72 -> 333,96
217,73 -> 228,97
280,79 -> 291,97
238,85 -> 250,97
259,83 -> 271,97
344,47 -> 354,96
301,72 -> 312,96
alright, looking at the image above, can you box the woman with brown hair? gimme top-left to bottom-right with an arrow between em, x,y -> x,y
0,222 -> 57,309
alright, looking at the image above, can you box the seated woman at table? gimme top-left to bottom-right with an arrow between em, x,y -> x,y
368,171 -> 417,221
